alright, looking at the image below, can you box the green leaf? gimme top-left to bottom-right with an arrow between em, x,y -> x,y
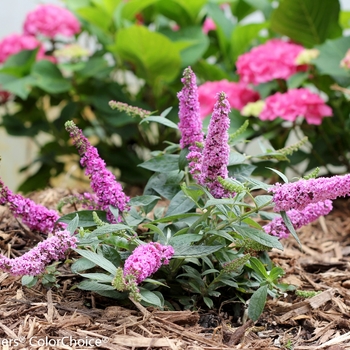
31,60 -> 71,93
71,257 -> 96,273
67,214 -> 79,235
91,224 -> 133,236
0,75 -> 36,99
78,280 -> 117,291
163,26 -> 209,67
203,296 -> 214,308
313,36 -> 350,78
140,116 -> 179,129
129,195 -> 161,207
169,233 -> 202,246
0,49 -> 37,76
280,211 -> 302,248
21,275 -> 38,288
266,167 -> 289,183
75,249 -> 117,275
138,154 -> 180,173
233,226 -> 284,251
139,289 -> 163,308
58,210 -> 107,228
270,0 -> 342,47
79,273 -> 114,283
287,72 -> 309,89
230,22 -> 268,62
254,195 -> 273,208
113,25 -> 181,84
120,0 -> 159,21
248,285 -> 268,321
166,190 -> 196,216
173,244 -> 224,258
249,257 -> 269,279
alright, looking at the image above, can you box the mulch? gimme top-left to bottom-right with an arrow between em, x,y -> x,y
1,189 -> 350,349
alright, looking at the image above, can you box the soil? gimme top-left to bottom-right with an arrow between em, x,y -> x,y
1,188 -> 350,350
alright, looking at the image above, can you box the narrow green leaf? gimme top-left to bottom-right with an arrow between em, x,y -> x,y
138,154 -> 180,173
75,249 -> 117,275
140,116 -> 179,129
67,214 -> 79,235
173,244 -> 224,258
248,285 -> 268,321
281,211 -> 302,248
78,273 -> 114,283
249,257 -> 269,279
57,210 -> 107,227
266,167 -> 289,183
78,280 -> 116,291
139,289 -> 163,307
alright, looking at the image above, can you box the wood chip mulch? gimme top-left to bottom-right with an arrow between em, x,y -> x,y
1,189 -> 350,349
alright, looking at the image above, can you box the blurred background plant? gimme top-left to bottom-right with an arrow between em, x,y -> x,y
1,0 -> 350,192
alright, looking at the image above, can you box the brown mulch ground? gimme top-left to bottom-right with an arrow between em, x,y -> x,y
1,189 -> 350,349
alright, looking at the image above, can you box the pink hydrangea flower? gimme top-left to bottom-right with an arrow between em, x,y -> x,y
264,200 -> 332,239
270,174 -> 350,212
202,18 -> 216,34
200,92 -> 231,198
198,80 -> 260,119
0,230 -> 77,276
123,242 -> 174,284
24,4 -> 80,39
0,89 -> 11,104
0,33 -> 45,63
259,88 -> 332,125
236,39 -> 306,84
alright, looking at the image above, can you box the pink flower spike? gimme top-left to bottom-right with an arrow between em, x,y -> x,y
264,200 -> 333,239
198,80 -> 259,119
65,121 -> 129,223
200,92 -> 231,198
24,4 -> 80,39
0,33 -> 45,63
270,174 -> 350,212
0,230 -> 77,276
237,39 -> 306,84
123,242 -> 174,284
0,178 -> 65,234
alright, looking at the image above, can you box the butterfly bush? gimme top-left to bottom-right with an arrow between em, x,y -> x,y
200,92 -> 231,198
124,242 -> 174,284
0,230 -> 77,276
0,178 -> 64,233
270,174 -> 350,212
65,121 -> 129,222
237,39 -> 306,84
0,33 -> 45,63
264,200 -> 333,239
177,67 -> 204,182
23,4 -> 81,39
259,88 -> 332,125
198,80 -> 260,119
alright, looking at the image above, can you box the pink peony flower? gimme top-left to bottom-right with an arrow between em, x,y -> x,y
202,18 -> 216,34
259,88 -> 332,125
198,80 -> 260,119
0,33 -> 45,63
236,39 -> 306,84
23,4 -> 80,39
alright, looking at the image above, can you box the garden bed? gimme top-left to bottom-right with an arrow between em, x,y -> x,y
0,189 -> 350,349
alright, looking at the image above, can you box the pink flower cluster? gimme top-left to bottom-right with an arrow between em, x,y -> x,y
264,200 -> 332,239
0,230 -> 77,276
198,80 -> 260,119
24,4 -> 80,39
65,121 -> 129,222
341,49 -> 350,70
177,67 -> 204,149
123,242 -> 174,284
0,178 -> 64,234
237,39 -> 306,84
0,33 -> 45,63
270,174 -> 350,212
200,92 -> 231,198
259,88 -> 332,125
